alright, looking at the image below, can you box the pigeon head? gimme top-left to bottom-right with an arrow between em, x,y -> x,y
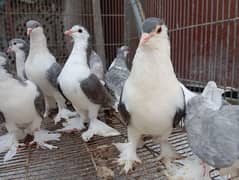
26,20 -> 42,36
139,17 -> 168,46
7,38 -> 29,55
64,25 -> 90,43
117,46 -> 129,59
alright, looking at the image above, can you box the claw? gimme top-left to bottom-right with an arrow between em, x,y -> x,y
113,143 -> 141,174
56,117 -> 85,132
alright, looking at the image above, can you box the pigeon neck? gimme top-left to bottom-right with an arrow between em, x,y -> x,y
29,31 -> 48,52
70,40 -> 88,65
15,50 -> 26,80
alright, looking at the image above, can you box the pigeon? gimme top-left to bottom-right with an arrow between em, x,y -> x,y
89,50 -> 104,82
57,25 -> 120,141
0,52 -> 61,161
105,46 -> 130,110
7,38 -> 29,80
185,81 -> 239,177
25,20 -> 76,123
7,38 -> 57,110
114,17 -> 185,173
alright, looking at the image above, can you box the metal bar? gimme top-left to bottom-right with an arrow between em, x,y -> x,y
92,0 -> 107,70
129,0 -> 145,35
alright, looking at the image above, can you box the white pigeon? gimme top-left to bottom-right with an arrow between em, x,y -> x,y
115,17 -> 185,173
0,52 -> 61,161
25,20 -> 76,123
57,25 -> 120,141
7,38 -> 57,110
105,46 -> 130,110
185,81 -> 239,178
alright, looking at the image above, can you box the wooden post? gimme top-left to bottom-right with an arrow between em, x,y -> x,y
92,0 -> 106,71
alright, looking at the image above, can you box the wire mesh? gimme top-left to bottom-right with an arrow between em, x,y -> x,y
0,0 -> 238,179
125,0 -> 239,100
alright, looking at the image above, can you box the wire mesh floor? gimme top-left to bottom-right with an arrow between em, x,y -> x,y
0,109 -> 225,179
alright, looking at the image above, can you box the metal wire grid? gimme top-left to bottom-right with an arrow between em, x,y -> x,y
0,109 -> 224,180
125,0 -> 239,100
0,0 -> 238,179
0,0 -> 124,69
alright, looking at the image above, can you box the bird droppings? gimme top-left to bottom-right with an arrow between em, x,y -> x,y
96,166 -> 115,179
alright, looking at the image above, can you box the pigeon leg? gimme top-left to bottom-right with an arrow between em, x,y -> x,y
156,139 -> 183,166
56,110 -> 87,133
114,126 -> 141,174
81,105 -> 120,141
43,95 -> 51,118
53,92 -> 68,124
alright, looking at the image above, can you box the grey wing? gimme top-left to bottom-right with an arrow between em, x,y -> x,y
46,62 -> 62,88
173,87 -> 185,128
89,51 -> 104,80
0,112 -> 5,123
80,74 -> 113,106
118,89 -> 131,126
34,86 -> 45,118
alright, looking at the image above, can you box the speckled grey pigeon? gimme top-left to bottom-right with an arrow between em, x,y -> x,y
185,81 -> 239,176
7,38 -> 29,80
25,20 -> 76,123
105,46 -> 129,109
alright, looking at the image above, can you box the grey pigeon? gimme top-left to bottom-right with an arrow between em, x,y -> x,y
25,20 -> 76,123
89,50 -> 104,81
105,45 -> 129,108
7,38 -> 28,80
114,17 -> 185,173
185,81 -> 239,174
57,25 -> 119,141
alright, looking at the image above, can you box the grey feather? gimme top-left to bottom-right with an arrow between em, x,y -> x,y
173,87 -> 185,128
89,51 -> 104,80
34,86 -> 45,118
118,89 -> 131,126
0,111 -> 5,123
142,17 -> 165,33
80,74 -> 113,106
185,90 -> 239,168
9,38 -> 29,59
0,52 -> 27,86
105,46 -> 130,101
26,20 -> 41,29
46,62 -> 62,89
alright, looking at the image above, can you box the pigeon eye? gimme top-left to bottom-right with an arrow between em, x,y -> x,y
156,27 -> 162,34
13,42 -> 17,45
78,29 -> 83,33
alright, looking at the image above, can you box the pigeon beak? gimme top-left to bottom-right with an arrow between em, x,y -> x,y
139,33 -> 152,46
6,47 -> 12,53
27,28 -> 32,36
64,29 -> 73,36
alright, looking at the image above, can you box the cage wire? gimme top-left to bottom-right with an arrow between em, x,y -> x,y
0,0 -> 238,179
